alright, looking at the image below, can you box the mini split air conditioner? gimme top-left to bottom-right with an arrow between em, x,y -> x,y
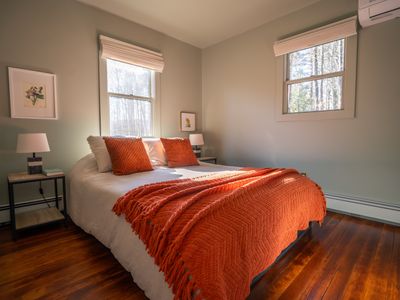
359,0 -> 400,27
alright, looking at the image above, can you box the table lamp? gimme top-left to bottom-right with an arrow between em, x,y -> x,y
16,133 -> 50,174
189,133 -> 204,158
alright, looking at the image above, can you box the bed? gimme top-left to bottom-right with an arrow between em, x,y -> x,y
69,153 -> 325,300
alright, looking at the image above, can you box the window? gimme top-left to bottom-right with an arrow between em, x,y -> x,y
286,39 -> 345,114
99,35 -> 164,136
106,59 -> 154,137
274,17 -> 358,121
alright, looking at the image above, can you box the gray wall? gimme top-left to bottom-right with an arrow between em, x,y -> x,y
202,0 -> 400,205
0,0 -> 202,205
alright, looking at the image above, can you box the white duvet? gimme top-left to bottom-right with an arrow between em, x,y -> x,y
69,154 -> 239,300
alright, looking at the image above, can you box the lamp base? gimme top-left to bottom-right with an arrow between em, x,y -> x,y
27,156 -> 43,174
193,150 -> 201,158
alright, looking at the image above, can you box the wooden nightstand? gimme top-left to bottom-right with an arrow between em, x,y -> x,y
198,156 -> 217,164
7,172 -> 67,239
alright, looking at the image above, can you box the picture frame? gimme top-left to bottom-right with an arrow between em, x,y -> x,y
8,67 -> 58,120
180,111 -> 196,132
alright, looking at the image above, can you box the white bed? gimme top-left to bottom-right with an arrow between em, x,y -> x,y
69,154 -> 240,300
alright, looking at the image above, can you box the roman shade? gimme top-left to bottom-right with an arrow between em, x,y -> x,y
100,35 -> 164,72
273,16 -> 357,56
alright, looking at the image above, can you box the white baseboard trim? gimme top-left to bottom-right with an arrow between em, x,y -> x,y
1,194 -> 398,226
325,193 -> 400,226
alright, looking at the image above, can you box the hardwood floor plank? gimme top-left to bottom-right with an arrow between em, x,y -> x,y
319,219 -> 380,299
0,212 -> 398,300
277,215 -> 360,299
361,223 -> 399,300
261,213 -> 350,299
339,220 -> 383,299
0,225 -> 147,300
248,213 -> 345,299
248,213 -> 399,300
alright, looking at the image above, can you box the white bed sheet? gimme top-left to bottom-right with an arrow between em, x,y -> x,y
69,154 -> 239,300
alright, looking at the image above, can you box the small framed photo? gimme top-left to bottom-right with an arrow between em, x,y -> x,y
180,111 -> 196,132
8,67 -> 58,119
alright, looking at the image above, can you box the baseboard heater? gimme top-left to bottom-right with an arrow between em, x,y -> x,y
325,193 -> 400,226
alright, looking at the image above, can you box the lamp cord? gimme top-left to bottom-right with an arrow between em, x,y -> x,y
39,181 -> 52,208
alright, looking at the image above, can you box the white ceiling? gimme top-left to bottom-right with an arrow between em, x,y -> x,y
77,0 -> 320,48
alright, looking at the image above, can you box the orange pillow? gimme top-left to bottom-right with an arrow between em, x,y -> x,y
103,137 -> 153,175
160,138 -> 199,168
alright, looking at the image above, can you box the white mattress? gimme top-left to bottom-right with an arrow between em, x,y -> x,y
68,154 -> 239,300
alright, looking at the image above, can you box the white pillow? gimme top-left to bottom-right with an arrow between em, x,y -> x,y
143,138 -> 167,166
87,136 -> 112,172
87,136 -> 166,172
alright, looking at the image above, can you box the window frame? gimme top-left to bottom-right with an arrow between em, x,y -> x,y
275,35 -> 357,121
99,57 -> 161,137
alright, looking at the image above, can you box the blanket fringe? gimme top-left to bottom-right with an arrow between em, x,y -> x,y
131,217 -> 196,300
113,167 -> 326,300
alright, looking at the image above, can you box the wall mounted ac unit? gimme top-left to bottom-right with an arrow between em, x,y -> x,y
358,0 -> 400,27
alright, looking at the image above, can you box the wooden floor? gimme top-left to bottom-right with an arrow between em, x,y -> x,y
0,212 -> 398,300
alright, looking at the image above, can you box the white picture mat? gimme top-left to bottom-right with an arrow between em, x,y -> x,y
9,67 -> 58,119
180,112 -> 196,132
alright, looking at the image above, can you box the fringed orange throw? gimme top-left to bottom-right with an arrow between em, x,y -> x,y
113,168 -> 326,300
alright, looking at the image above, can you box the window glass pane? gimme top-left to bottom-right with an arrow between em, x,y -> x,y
107,59 -> 151,97
288,39 -> 344,80
287,76 -> 342,113
109,97 -> 152,137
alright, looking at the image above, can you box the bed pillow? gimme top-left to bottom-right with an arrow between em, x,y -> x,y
160,138 -> 199,168
103,137 -> 153,175
87,136 -> 112,172
142,138 -> 167,166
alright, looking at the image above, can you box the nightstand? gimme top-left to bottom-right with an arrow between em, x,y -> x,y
198,156 -> 217,164
7,172 -> 67,239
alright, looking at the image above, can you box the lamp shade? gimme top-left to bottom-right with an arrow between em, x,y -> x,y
189,133 -> 204,146
16,133 -> 50,154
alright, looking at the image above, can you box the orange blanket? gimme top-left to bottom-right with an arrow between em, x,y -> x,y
113,168 -> 326,300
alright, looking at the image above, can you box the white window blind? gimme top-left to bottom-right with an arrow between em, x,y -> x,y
100,35 -> 165,72
273,16 -> 357,57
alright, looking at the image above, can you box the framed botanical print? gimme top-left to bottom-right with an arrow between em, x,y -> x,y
8,67 -> 58,119
180,111 -> 196,132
